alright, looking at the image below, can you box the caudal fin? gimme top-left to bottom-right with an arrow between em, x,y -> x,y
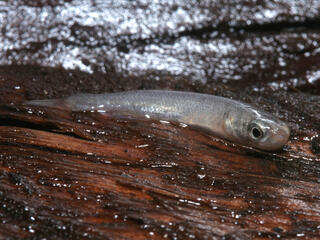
24,99 -> 66,109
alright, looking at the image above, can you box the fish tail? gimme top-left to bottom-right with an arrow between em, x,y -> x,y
24,99 -> 67,109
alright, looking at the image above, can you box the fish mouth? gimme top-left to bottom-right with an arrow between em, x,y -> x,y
258,123 -> 290,151
277,124 -> 290,145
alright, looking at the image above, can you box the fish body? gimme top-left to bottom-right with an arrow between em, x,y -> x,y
26,90 -> 290,151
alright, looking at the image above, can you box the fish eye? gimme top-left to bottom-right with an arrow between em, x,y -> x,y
248,123 -> 264,140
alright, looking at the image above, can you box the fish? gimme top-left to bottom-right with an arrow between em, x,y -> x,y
25,90 -> 290,151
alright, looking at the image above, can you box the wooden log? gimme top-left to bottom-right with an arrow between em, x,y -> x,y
0,102 -> 319,239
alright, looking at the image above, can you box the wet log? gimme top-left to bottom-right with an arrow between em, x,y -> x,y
0,0 -> 320,239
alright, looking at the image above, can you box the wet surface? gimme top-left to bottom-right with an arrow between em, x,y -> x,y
0,0 -> 320,239
2,0 -> 320,85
